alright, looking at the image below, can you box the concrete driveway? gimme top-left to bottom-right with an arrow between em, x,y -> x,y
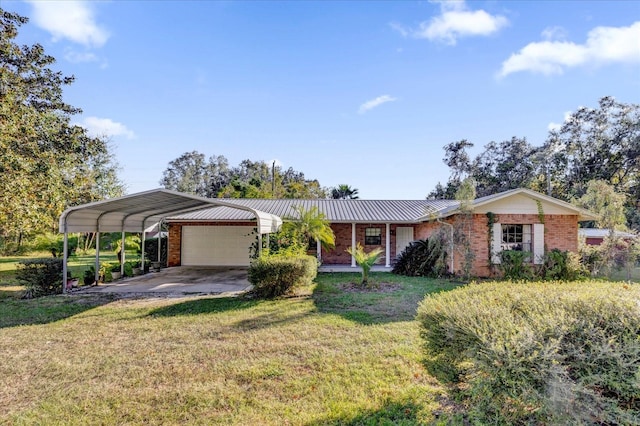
77,266 -> 251,296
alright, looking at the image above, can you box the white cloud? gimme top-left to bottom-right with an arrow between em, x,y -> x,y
397,0 -> 508,45
541,26 -> 568,41
64,49 -> 98,63
499,21 -> 640,77
27,0 -> 109,48
358,95 -> 397,114
547,111 -> 573,132
81,117 -> 135,139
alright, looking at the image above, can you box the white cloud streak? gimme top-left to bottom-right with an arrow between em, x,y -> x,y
358,95 -> 397,114
27,0 -> 109,48
499,21 -> 640,77
393,0 -> 508,45
81,117 -> 135,139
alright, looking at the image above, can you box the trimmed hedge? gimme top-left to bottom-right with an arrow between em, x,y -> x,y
248,254 -> 318,298
417,281 -> 640,424
17,258 -> 64,298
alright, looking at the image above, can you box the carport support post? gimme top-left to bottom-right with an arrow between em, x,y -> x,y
95,232 -> 100,283
62,229 -> 68,293
316,239 -> 321,263
140,224 -> 146,274
258,233 -> 263,256
120,231 -> 126,276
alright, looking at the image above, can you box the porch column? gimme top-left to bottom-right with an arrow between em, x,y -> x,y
316,239 -> 321,263
351,223 -> 356,267
385,223 -> 390,267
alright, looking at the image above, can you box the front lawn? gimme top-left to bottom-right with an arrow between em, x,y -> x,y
0,272 -> 460,425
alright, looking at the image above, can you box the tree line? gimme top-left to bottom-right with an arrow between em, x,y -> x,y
429,96 -> 640,231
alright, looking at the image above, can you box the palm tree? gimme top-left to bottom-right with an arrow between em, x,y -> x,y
281,205 -> 335,251
331,184 -> 359,199
346,243 -> 383,286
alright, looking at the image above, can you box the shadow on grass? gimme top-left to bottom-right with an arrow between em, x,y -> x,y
0,293 -> 116,329
312,272 -> 461,326
306,399 -> 425,426
147,296 -> 263,318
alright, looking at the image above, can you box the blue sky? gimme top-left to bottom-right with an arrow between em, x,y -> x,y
6,0 -> 640,199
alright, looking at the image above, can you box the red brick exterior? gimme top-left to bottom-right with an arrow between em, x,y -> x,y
167,214 -> 580,277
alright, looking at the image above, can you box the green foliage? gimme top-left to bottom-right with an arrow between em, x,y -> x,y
541,248 -> 587,280
247,253 -> 318,298
578,180 -> 628,230
430,97 -> 640,231
417,281 -> 640,425
392,238 -> 448,277
16,258 -> 63,298
161,153 -> 327,199
280,205 -> 335,251
498,250 -> 533,280
83,267 -> 96,285
346,243 -> 383,285
0,11 -> 123,253
144,237 -> 167,267
330,184 -> 359,199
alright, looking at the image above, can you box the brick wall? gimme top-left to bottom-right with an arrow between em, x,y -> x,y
469,213 -> 579,277
322,223 -> 407,265
167,221 -> 257,267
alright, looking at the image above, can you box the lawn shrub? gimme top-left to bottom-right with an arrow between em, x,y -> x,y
16,258 -> 64,298
540,248 -> 587,280
417,281 -> 640,424
498,250 -> 533,280
248,254 -> 318,298
392,238 -> 448,277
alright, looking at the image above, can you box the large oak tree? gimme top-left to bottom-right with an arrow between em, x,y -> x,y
0,10 -> 123,252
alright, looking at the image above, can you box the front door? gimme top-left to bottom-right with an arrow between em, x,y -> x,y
395,227 -> 414,258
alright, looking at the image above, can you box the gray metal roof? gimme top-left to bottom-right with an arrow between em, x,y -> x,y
419,188 -> 598,221
59,189 -> 282,233
579,228 -> 636,239
167,199 -> 460,223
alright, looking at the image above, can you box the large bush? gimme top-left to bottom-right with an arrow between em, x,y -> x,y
248,254 -> 318,298
16,258 -> 64,298
417,281 -> 640,424
392,238 -> 448,277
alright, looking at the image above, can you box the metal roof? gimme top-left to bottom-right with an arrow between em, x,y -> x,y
418,188 -> 598,221
579,228 -> 636,239
58,189 -> 282,233
167,199 -> 460,223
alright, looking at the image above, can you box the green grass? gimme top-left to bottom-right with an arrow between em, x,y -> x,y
0,251 -> 139,299
0,272 -> 460,425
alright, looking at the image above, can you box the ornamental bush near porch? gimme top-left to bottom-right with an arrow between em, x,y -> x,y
417,281 -> 640,424
248,254 -> 318,298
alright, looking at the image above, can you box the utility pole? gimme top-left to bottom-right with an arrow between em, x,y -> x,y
271,161 -> 276,196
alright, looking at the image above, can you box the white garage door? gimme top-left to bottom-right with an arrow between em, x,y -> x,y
182,226 -> 255,266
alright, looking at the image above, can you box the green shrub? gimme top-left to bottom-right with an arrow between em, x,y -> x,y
16,258 -> 64,298
540,248 -> 587,280
123,261 -> 134,277
498,250 -> 533,280
248,254 -> 318,298
392,238 -> 448,277
417,281 -> 640,424
83,267 -> 96,285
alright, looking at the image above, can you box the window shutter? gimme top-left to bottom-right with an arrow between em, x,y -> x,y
533,223 -> 545,264
492,223 -> 502,264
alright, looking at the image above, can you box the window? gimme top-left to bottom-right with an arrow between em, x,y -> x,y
365,228 -> 382,245
501,224 -> 532,256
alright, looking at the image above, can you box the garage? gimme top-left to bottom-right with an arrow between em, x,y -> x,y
181,226 -> 255,266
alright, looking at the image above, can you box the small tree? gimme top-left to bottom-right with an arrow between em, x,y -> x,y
346,243 -> 383,286
279,205 -> 335,252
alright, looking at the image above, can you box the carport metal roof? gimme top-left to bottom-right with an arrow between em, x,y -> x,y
59,188 -> 282,234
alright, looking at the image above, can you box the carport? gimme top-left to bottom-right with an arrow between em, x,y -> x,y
58,189 -> 282,292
